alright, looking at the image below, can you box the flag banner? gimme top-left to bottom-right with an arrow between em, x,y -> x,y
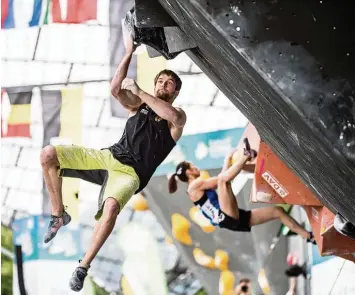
1,0 -> 11,27
51,0 -> 97,24
2,0 -> 97,29
1,89 -> 6,137
41,87 -> 83,218
2,88 -> 33,138
41,89 -> 62,147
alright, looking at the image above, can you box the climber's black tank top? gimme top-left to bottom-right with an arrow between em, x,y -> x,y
108,103 -> 176,192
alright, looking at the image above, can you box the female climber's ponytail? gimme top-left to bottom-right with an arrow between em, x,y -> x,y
168,161 -> 190,194
168,173 -> 178,194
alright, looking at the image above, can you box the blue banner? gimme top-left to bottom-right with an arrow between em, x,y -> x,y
13,215 -> 81,262
155,127 -> 246,176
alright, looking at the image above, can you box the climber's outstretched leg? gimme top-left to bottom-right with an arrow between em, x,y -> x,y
249,206 -> 316,244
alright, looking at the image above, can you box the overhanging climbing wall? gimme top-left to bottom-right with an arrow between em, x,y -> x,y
155,0 -> 355,224
246,122 -> 355,261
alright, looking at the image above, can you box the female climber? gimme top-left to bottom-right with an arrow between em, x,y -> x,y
168,138 -> 316,244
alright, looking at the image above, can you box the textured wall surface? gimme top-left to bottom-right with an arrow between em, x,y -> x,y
158,0 -> 355,223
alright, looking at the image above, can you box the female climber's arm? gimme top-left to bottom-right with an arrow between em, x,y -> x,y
190,177 -> 218,192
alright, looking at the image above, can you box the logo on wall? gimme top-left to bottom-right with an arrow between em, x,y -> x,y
262,171 -> 289,198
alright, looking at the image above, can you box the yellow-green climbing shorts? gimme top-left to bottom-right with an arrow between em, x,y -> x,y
55,145 -> 140,220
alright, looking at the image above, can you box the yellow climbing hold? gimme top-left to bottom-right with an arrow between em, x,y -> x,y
219,270 -> 235,295
189,206 -> 215,233
192,248 -> 216,269
231,149 -> 244,165
200,170 -> 211,179
258,268 -> 271,295
171,213 -> 192,246
215,250 -> 229,271
131,193 -> 148,211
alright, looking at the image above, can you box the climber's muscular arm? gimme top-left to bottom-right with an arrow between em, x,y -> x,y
110,37 -> 141,111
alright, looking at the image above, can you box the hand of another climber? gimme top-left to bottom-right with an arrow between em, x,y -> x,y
121,78 -> 141,96
125,33 -> 137,54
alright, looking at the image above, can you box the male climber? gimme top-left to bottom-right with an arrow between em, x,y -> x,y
40,35 -> 186,291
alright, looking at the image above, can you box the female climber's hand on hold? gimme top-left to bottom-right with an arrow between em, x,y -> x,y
121,78 -> 141,96
242,137 -> 257,160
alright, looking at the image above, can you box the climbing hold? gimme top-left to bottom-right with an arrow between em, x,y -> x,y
231,148 -> 244,165
215,249 -> 229,271
171,213 -> 192,245
189,206 -> 215,233
200,170 -> 211,179
193,248 -> 216,269
131,193 -> 148,211
219,270 -> 235,295
258,268 -> 271,295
